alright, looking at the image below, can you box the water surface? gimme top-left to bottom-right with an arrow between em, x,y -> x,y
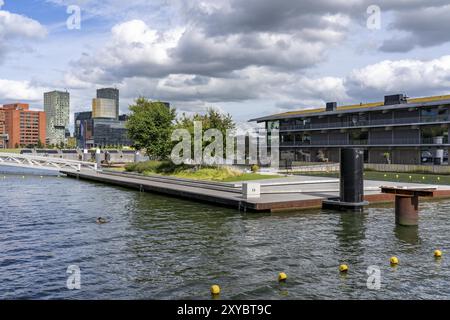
1,171 -> 449,299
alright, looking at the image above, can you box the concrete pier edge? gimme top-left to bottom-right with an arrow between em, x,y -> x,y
61,170 -> 450,213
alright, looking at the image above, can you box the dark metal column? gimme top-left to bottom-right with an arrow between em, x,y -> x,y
340,148 -> 364,204
322,148 -> 368,212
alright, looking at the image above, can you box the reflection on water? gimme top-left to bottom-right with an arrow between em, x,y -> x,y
395,226 -> 420,245
1,173 -> 450,299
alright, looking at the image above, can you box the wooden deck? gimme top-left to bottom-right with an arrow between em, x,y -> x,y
61,170 -> 450,212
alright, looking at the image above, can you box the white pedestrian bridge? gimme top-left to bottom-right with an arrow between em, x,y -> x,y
0,152 -> 97,172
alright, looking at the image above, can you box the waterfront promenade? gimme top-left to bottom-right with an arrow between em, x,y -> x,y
61,170 -> 450,212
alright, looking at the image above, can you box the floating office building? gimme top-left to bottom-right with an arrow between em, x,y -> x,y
250,94 -> 450,165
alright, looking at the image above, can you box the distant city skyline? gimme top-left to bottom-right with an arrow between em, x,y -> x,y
1,0 -> 450,129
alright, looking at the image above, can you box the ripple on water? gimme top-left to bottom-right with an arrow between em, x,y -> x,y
1,173 -> 450,299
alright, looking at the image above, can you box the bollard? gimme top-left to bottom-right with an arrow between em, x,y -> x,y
83,149 -> 89,162
95,149 -> 102,169
242,183 -> 261,199
395,195 -> 419,226
322,148 -> 368,212
340,148 -> 364,203
134,151 -> 141,163
380,187 -> 435,226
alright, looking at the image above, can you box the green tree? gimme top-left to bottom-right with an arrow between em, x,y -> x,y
175,107 -> 235,137
174,107 -> 236,159
127,98 -> 176,160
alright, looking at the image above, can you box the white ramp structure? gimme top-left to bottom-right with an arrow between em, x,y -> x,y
0,153 -> 97,172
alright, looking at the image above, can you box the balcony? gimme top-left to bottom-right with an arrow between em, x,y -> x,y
280,137 -> 449,147
279,115 -> 450,132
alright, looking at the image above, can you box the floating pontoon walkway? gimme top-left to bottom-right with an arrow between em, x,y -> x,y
61,170 -> 450,212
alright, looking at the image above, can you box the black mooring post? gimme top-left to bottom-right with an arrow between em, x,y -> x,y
340,148 -> 364,203
322,148 -> 368,212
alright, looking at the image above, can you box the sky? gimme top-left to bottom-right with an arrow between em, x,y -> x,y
1,0 -> 450,132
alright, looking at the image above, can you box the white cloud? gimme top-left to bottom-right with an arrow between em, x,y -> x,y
0,6 -> 47,62
65,14 -> 346,90
345,55 -> 450,99
380,4 -> 450,52
0,79 -> 47,103
0,10 -> 47,39
30,0 -> 450,120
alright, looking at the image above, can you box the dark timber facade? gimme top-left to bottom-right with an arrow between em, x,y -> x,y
250,94 -> 450,165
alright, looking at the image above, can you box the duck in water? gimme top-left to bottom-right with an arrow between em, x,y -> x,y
96,217 -> 108,224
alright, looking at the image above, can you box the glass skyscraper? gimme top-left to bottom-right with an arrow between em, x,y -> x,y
44,90 -> 70,146
96,88 -> 119,120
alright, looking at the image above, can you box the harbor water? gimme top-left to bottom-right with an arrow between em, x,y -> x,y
1,170 -> 450,299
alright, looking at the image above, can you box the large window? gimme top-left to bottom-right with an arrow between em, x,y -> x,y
349,130 -> 368,145
267,120 -> 280,131
421,107 -> 448,122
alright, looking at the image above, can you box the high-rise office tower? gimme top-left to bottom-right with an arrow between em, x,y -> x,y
92,98 -> 117,119
96,88 -> 119,120
44,90 -> 70,145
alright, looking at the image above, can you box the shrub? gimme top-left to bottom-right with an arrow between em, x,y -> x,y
125,160 -> 162,173
125,161 -> 244,181
251,164 -> 260,173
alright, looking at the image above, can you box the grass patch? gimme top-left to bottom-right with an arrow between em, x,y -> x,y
0,149 -> 21,154
300,171 -> 450,185
125,160 -> 282,182
221,173 -> 282,182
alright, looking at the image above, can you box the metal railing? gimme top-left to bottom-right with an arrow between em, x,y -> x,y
279,116 -> 450,131
0,153 -> 98,171
280,137 -> 449,147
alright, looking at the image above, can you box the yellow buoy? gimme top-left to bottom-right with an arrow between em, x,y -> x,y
384,174 -> 387,177
278,272 -> 287,282
434,250 -> 442,258
210,285 -> 220,295
390,256 -> 399,265
339,264 -> 348,273
409,176 -> 412,179
422,176 -> 425,180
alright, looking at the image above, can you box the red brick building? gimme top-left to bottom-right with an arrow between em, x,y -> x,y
0,110 -> 6,148
0,103 -> 46,148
